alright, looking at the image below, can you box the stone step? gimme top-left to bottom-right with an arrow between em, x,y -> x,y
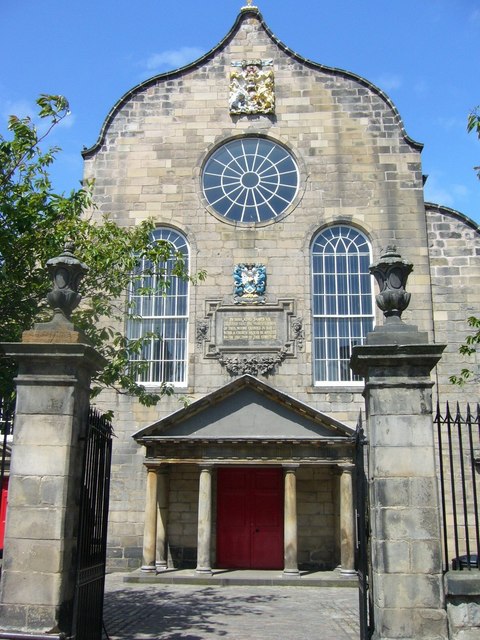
122,568 -> 358,588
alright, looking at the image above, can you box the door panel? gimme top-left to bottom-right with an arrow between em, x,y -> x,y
216,467 -> 283,569
216,469 -> 250,567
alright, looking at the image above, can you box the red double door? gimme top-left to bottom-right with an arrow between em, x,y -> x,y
216,467 -> 283,569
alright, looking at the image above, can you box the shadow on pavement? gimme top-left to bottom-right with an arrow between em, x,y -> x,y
103,586 -> 283,639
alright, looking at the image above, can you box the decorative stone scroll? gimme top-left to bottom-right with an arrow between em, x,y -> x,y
196,320 -> 209,345
217,349 -> 289,377
199,299 -> 303,376
230,59 -> 275,115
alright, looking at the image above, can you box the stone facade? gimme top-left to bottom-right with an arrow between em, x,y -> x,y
81,8 -> 480,571
426,204 -> 480,402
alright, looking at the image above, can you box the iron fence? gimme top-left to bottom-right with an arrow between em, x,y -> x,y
435,402 -> 480,571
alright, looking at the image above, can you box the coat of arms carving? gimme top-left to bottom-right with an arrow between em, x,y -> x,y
233,263 -> 266,304
230,59 -> 275,115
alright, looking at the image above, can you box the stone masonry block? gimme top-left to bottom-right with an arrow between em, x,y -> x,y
0,603 -> 28,631
6,506 -> 65,540
1,570 -> 62,606
14,384 -> 75,416
369,414 -> 434,447
2,539 -> 62,573
10,444 -> 72,476
373,478 -> 409,507
27,604 -> 63,631
410,540 -> 443,574
378,573 -> 444,609
376,507 -> 441,542
372,446 -> 435,477
369,387 -> 433,417
375,540 -> 410,574
12,414 -> 76,447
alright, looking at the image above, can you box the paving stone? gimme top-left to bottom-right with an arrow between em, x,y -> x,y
103,573 -> 359,639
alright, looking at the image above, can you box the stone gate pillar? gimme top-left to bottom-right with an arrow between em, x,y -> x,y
0,246 -> 106,638
0,343 -> 105,638
351,246 -> 448,640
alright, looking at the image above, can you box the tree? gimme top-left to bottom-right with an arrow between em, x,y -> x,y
467,106 -> 480,180
0,94 -> 204,405
450,107 -> 480,385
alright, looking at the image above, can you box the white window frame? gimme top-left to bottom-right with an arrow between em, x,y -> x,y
311,225 -> 374,386
127,227 -> 189,386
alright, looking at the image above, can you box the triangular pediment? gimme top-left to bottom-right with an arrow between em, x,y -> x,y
134,375 -> 354,442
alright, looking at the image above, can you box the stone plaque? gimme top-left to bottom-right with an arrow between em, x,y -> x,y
223,316 -> 277,342
200,300 -> 303,376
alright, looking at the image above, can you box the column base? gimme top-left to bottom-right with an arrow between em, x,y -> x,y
155,561 -> 168,572
282,569 -> 300,578
340,568 -> 357,576
141,564 -> 157,573
195,567 -> 212,575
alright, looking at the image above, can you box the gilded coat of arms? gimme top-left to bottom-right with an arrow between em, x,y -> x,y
229,59 -> 275,115
233,263 -> 266,304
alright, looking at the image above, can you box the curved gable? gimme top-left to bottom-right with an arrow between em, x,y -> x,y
83,7 -> 421,158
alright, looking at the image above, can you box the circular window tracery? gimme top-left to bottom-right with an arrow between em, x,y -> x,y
202,138 -> 299,223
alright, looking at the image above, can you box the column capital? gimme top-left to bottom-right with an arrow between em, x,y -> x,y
282,463 -> 300,471
337,462 -> 355,474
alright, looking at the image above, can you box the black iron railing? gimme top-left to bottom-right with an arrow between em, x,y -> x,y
435,402 -> 480,571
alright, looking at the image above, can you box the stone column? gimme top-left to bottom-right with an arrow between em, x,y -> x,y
196,465 -> 213,575
141,466 -> 158,572
156,466 -> 169,571
338,463 -> 356,575
0,340 -> 105,637
283,465 -> 299,576
351,340 -> 448,639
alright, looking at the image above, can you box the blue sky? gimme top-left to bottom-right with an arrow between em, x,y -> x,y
1,0 -> 479,222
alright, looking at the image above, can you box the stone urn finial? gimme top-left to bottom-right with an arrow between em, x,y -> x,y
46,242 -> 89,321
369,245 -> 413,322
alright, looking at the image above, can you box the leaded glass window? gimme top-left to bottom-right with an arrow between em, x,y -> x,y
127,228 -> 189,385
311,226 -> 374,384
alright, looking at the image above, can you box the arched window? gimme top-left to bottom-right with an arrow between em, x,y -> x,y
311,226 -> 374,384
127,228 -> 189,385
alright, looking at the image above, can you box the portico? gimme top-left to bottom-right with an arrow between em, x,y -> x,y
134,375 -> 356,576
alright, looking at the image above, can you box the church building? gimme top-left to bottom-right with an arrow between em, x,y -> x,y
81,4 -> 480,574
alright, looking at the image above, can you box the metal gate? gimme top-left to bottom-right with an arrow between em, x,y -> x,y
354,415 -> 374,639
0,394 -> 14,559
72,407 -> 113,640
